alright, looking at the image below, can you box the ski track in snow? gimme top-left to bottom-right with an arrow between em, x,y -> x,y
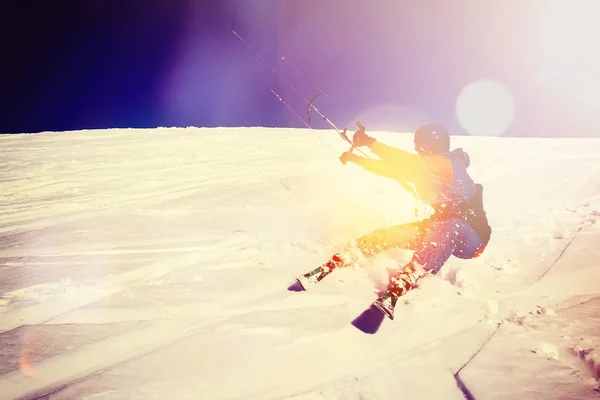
0,127 -> 600,399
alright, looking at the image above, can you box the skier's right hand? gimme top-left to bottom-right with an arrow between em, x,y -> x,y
352,121 -> 375,148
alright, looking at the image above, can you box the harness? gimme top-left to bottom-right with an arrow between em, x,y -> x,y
428,183 -> 492,246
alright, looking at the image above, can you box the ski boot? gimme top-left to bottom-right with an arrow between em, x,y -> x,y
373,262 -> 424,320
296,254 -> 345,290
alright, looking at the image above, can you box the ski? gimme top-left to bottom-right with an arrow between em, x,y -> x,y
295,264 -> 334,290
372,290 -> 400,320
293,254 -> 345,291
291,256 -> 427,330
351,289 -> 401,334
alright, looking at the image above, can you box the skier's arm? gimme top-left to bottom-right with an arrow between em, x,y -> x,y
343,153 -> 395,180
350,123 -> 418,166
367,141 -> 432,183
344,124 -> 449,185
369,141 -> 416,163
343,151 -> 425,184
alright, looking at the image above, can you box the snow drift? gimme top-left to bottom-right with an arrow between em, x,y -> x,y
0,127 -> 599,399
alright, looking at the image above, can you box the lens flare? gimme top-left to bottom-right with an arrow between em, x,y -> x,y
456,80 -> 515,136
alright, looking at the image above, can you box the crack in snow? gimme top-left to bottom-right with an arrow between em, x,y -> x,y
537,225 -> 584,281
452,329 -> 500,400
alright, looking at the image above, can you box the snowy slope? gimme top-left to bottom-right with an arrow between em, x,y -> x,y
0,127 -> 599,399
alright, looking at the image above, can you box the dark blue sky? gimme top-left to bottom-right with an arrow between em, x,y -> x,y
2,0 -> 599,137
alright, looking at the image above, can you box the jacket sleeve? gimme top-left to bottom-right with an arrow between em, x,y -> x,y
345,154 -> 396,180
348,141 -> 428,183
369,141 -> 415,163
346,141 -> 454,200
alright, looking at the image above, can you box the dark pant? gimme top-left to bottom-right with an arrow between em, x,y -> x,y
351,218 -> 485,273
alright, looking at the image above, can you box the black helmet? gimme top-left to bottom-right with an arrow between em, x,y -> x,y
414,123 -> 450,155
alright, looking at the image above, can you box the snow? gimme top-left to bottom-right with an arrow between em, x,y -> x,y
0,126 -> 600,399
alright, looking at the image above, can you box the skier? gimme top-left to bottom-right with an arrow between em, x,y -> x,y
297,121 -> 492,319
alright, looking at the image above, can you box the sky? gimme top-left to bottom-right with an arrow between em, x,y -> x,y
2,0 -> 600,137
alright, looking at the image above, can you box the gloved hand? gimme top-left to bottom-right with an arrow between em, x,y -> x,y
352,121 -> 375,147
339,150 -> 353,165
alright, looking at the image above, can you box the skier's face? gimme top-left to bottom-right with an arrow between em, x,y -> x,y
414,141 -> 429,155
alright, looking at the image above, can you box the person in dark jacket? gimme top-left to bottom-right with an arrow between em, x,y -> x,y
298,122 -> 491,319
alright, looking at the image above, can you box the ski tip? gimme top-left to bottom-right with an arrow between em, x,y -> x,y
288,280 -> 306,292
373,301 -> 395,320
296,275 -> 316,291
352,304 -> 386,334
